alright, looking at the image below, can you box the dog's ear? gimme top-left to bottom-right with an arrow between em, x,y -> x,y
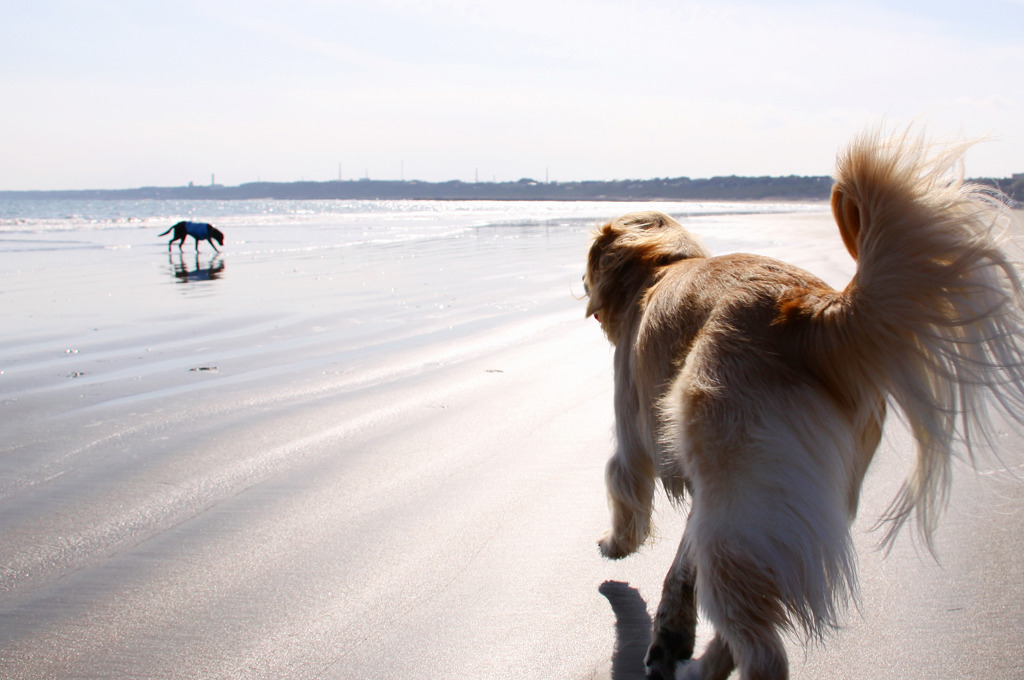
585,212 -> 707,339
584,223 -> 621,320
831,186 -> 862,260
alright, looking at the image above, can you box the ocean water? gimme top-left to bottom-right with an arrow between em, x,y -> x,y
0,197 -> 830,356
0,197 -> 825,246
0,197 -> 829,304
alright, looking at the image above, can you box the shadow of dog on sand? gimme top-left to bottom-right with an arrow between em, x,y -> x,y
599,581 -> 652,680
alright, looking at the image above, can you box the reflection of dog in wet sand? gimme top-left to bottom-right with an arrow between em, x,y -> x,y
170,252 -> 225,282
584,129 -> 1024,679
158,221 -> 224,252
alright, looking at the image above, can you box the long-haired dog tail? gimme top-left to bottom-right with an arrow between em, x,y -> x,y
828,128 -> 1024,551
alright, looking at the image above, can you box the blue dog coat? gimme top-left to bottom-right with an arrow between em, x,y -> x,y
185,221 -> 211,239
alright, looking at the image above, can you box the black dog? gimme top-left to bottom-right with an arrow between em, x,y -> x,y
158,221 -> 224,252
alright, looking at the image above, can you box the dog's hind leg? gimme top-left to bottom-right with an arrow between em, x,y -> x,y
645,537 -> 698,678
694,543 -> 791,680
725,633 -> 786,680
648,527 -> 737,680
599,448 -> 656,559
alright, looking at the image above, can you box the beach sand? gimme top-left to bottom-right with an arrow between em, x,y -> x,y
1,209 -> 1022,679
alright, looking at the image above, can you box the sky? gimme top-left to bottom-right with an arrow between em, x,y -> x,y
3,0 -> 1024,191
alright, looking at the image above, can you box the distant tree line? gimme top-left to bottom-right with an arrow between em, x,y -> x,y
4,173 -> 1022,203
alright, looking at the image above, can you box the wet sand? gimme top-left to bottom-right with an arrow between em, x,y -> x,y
1,209 -> 1022,678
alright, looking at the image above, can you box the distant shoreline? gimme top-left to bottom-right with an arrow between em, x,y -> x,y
3,172 -> 1020,203
0,176 -> 833,202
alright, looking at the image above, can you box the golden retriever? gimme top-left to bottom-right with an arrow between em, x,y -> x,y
583,129 -> 1024,679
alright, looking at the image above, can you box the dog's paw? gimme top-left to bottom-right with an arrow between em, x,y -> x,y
645,629 -> 693,680
598,531 -> 635,560
645,657 -> 694,680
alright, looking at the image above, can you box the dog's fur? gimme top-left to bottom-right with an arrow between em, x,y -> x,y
158,221 -> 224,252
584,129 -> 1024,679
